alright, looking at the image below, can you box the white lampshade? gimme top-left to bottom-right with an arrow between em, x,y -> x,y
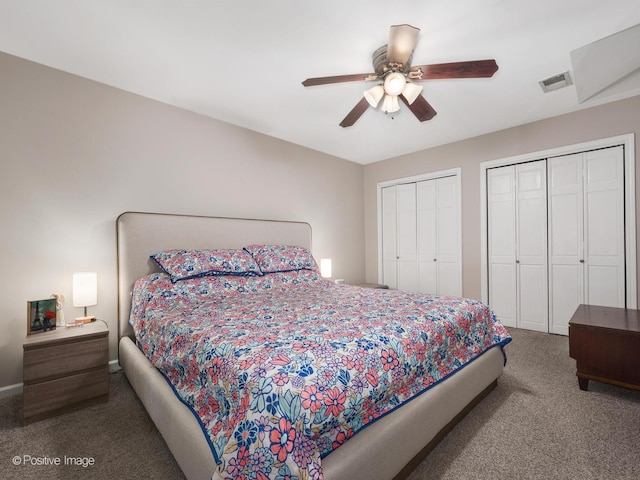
401,82 -> 423,105
320,259 -> 332,278
363,85 -> 385,108
383,71 -> 407,96
381,94 -> 400,113
73,272 -> 97,308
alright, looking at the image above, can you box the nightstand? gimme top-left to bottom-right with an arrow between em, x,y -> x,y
23,321 -> 109,425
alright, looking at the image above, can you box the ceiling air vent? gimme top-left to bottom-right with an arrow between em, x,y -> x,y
539,71 -> 573,93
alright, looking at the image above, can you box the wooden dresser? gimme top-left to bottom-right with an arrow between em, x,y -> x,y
23,321 -> 109,425
568,304 -> 640,391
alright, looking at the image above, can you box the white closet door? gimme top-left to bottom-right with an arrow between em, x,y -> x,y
381,171 -> 461,296
381,186 -> 398,289
435,176 -> 461,296
516,161 -> 548,332
396,183 -> 419,292
583,146 -> 625,307
417,180 -> 437,294
487,166 -> 517,328
548,153 -> 584,335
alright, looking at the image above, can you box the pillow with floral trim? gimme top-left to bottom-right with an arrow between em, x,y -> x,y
244,244 -> 319,274
151,248 -> 262,282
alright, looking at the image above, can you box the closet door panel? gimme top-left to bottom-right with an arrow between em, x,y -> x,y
550,264 -> 583,335
381,186 -> 398,289
438,262 -> 459,298
487,166 -> 517,327
587,266 -> 622,307
488,168 -> 516,265
436,176 -> 461,296
516,161 -> 547,332
518,264 -> 547,331
584,147 -> 625,307
549,154 -> 584,335
417,180 -> 437,294
490,264 -> 517,327
396,183 -> 419,292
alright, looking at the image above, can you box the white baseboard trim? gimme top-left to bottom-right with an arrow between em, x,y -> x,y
0,383 -> 22,399
109,359 -> 122,373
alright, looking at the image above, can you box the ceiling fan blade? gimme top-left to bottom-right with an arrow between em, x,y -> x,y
386,24 -> 420,67
409,59 -> 499,80
400,94 -> 437,122
302,73 -> 376,87
339,98 -> 370,128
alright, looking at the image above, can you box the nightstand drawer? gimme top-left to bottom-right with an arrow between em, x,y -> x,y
24,336 -> 108,383
23,367 -> 109,425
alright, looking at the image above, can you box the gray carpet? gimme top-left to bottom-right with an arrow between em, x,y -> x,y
1,328 -> 639,479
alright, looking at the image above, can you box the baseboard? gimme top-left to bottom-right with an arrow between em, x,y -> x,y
0,382 -> 23,399
109,359 -> 122,373
1,360 -> 122,399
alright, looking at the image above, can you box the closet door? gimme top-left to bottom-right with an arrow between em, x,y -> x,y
381,173 -> 461,295
381,186 -> 398,289
516,161 -> 548,332
548,146 -> 625,335
416,177 -> 461,296
435,176 -> 461,296
583,146 -> 625,307
417,180 -> 437,294
487,166 -> 517,328
548,154 -> 584,335
396,183 -> 419,292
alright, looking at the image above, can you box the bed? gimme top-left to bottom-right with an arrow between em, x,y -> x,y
117,211 -> 510,480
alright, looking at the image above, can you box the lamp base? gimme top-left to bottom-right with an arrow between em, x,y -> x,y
72,316 -> 96,326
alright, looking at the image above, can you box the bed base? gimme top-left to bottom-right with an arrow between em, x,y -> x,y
393,379 -> 497,480
116,212 -> 506,480
120,336 -> 503,480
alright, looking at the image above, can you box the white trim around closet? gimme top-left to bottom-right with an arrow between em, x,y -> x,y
480,133 -> 636,309
377,168 -> 462,291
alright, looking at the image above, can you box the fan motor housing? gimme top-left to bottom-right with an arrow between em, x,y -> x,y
372,45 -> 413,76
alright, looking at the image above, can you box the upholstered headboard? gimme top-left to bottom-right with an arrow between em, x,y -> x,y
116,212 -> 312,339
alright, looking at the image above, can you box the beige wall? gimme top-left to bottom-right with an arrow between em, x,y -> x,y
0,52 -> 365,390
364,95 -> 640,301
2,47 -> 638,392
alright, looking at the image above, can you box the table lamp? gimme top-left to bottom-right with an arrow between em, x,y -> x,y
73,272 -> 97,324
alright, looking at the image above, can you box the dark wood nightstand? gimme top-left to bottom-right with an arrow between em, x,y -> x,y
569,304 -> 640,391
23,321 -> 109,425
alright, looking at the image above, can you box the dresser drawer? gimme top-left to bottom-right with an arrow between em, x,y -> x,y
23,335 -> 108,383
23,367 -> 109,424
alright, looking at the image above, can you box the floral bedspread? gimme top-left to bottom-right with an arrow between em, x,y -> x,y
130,270 -> 511,480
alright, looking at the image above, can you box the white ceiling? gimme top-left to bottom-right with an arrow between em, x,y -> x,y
1,0 -> 640,165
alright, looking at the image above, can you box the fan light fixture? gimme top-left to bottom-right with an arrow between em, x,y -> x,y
364,85 -> 384,108
381,94 -> 400,113
363,72 -> 423,113
384,72 -> 406,96
402,82 -> 423,104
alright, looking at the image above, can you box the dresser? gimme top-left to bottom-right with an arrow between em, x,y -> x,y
23,321 -> 109,425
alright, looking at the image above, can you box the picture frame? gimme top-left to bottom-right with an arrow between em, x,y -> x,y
27,298 -> 57,335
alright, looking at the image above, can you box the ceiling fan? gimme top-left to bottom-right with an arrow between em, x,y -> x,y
302,24 -> 499,127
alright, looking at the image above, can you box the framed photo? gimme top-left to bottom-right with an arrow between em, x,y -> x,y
27,298 -> 57,335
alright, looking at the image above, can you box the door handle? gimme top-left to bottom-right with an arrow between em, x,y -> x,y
433,259 -> 437,262
579,259 -> 584,263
